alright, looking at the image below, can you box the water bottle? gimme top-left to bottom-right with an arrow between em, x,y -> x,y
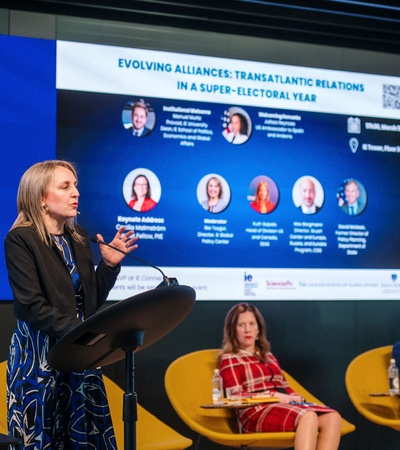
212,368 -> 223,405
388,358 -> 399,394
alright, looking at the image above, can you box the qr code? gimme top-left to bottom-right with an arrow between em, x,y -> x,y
383,84 -> 400,109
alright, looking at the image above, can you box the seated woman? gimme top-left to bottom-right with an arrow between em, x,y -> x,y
218,302 -> 342,450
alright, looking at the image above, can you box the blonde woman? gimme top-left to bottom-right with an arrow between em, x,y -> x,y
5,160 -> 138,448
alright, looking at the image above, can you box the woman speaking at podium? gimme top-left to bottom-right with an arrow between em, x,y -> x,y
4,160 -> 138,449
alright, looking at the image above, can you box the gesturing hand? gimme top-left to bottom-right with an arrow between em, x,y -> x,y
97,226 -> 139,267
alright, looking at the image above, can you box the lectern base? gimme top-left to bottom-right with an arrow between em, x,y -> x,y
0,433 -> 21,449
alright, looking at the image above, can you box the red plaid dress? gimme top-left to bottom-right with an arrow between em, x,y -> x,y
219,350 -> 334,433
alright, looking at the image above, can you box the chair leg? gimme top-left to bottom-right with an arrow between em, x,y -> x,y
194,434 -> 202,450
371,425 -> 381,450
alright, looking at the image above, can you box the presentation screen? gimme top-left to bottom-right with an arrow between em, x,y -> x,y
2,35 -> 400,301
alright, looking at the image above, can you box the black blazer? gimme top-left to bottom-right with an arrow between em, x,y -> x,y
4,225 -> 120,340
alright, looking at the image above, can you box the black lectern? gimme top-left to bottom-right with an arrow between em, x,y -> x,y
48,285 -> 196,450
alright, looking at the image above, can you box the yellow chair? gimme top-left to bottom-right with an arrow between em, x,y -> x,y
165,348 -> 355,449
0,360 -> 191,450
103,375 -> 192,450
345,345 -> 400,431
0,361 -> 7,435
0,361 -> 22,449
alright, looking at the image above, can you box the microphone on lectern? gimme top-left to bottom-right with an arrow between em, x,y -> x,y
90,237 -> 178,288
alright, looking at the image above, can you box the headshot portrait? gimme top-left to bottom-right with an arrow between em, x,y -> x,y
337,178 -> 367,216
197,174 -> 231,214
122,168 -> 161,212
292,176 -> 324,215
121,99 -> 156,137
248,175 -> 279,214
221,107 -> 252,145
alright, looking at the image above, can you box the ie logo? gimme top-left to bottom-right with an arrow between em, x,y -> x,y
244,272 -> 253,282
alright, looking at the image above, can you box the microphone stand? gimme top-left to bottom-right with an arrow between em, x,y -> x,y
123,333 -> 143,450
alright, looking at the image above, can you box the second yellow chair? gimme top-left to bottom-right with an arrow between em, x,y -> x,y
345,345 -> 400,432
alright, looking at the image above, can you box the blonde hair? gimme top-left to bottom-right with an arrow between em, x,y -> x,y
11,160 -> 84,245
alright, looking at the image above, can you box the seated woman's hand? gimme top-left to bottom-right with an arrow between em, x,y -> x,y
288,393 -> 304,403
274,392 -> 303,404
252,390 -> 271,398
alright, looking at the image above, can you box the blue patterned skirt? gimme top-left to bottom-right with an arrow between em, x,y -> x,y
7,320 -> 117,449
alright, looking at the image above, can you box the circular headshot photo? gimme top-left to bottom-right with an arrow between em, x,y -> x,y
337,178 -> 367,216
122,168 -> 161,213
248,175 -> 279,214
292,176 -> 324,215
221,106 -> 252,145
121,99 -> 156,138
197,174 -> 231,214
